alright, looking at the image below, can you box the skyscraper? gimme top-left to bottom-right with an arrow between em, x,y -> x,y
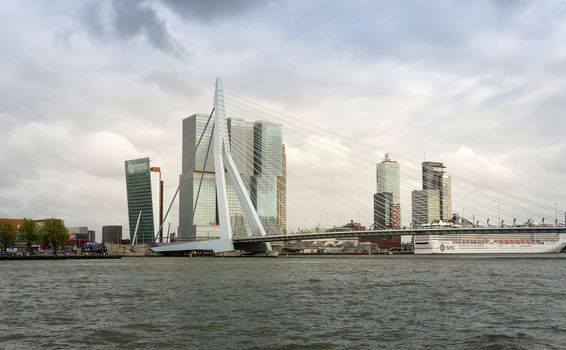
411,189 -> 440,225
150,167 -> 164,242
178,114 -> 216,239
441,175 -> 452,221
178,114 -> 286,240
374,154 -> 401,229
277,145 -> 287,234
252,121 -> 283,235
412,161 -> 452,224
125,157 -> 163,244
374,192 -> 393,229
422,161 -> 445,192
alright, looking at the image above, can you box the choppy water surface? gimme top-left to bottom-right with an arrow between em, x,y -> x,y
1,255 -> 565,349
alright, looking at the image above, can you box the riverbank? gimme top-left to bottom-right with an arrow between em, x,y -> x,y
0,254 -> 121,260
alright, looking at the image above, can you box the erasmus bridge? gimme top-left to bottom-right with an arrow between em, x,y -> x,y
151,78 -> 566,254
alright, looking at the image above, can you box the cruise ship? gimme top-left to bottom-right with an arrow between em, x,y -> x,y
413,233 -> 566,254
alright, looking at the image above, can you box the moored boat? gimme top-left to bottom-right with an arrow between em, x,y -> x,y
413,233 -> 566,254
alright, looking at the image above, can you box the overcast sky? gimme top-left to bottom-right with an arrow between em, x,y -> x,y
1,0 -> 566,239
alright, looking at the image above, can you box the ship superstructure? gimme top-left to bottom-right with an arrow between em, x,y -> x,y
414,233 -> 566,254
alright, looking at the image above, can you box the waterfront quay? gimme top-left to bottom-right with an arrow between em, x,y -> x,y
0,254 -> 121,260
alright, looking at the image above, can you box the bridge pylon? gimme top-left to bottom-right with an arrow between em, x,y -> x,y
151,78 -> 272,254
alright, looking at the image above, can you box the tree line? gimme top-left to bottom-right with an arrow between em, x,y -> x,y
0,218 -> 69,256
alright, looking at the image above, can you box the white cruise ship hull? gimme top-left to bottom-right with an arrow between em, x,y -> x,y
414,234 -> 566,254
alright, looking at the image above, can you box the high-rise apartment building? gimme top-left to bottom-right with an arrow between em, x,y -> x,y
412,161 -> 452,224
422,161 -> 445,192
125,157 -> 164,244
277,145 -> 287,234
411,189 -> 441,225
374,154 -> 401,229
421,161 -> 452,221
178,114 -> 286,240
441,175 -> 452,221
374,192 -> 393,229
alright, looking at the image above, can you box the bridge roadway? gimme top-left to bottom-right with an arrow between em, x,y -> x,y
232,227 -> 566,243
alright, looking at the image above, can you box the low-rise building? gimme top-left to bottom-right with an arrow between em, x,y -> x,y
102,226 -> 122,244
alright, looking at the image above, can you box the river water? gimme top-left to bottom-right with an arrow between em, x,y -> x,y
1,255 -> 565,349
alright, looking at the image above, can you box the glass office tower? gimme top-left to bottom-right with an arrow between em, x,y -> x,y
411,189 -> 441,225
178,114 -> 286,240
374,154 -> 401,229
421,161 -> 452,221
125,157 -> 163,244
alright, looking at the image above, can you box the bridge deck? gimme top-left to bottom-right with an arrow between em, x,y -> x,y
232,227 -> 566,243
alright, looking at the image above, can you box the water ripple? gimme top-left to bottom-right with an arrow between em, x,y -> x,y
1,256 -> 565,349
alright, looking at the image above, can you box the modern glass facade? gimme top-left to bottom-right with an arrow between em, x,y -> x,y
125,158 -> 155,244
227,118 -> 255,237
376,157 -> 400,204
252,121 -> 283,235
374,154 -> 401,229
178,114 -> 286,239
191,172 -> 220,238
442,175 -> 452,221
422,161 -> 445,191
277,145 -> 287,234
411,189 -> 441,225
179,114 -> 215,239
374,192 -> 393,229
421,161 -> 452,221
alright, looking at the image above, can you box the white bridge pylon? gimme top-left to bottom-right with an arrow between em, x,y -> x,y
213,77 -> 272,252
151,78 -> 272,254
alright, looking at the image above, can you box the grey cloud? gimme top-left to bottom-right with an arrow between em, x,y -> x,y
254,0 -> 560,77
490,0 -> 530,11
0,120 -> 142,233
2,0 -> 566,232
160,0 -> 266,21
82,0 -> 184,56
138,69 -> 200,98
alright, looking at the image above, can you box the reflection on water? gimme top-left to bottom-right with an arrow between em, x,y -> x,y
1,255 -> 565,349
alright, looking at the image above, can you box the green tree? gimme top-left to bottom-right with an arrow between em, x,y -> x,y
40,218 -> 68,256
19,219 -> 39,254
0,219 -> 18,254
